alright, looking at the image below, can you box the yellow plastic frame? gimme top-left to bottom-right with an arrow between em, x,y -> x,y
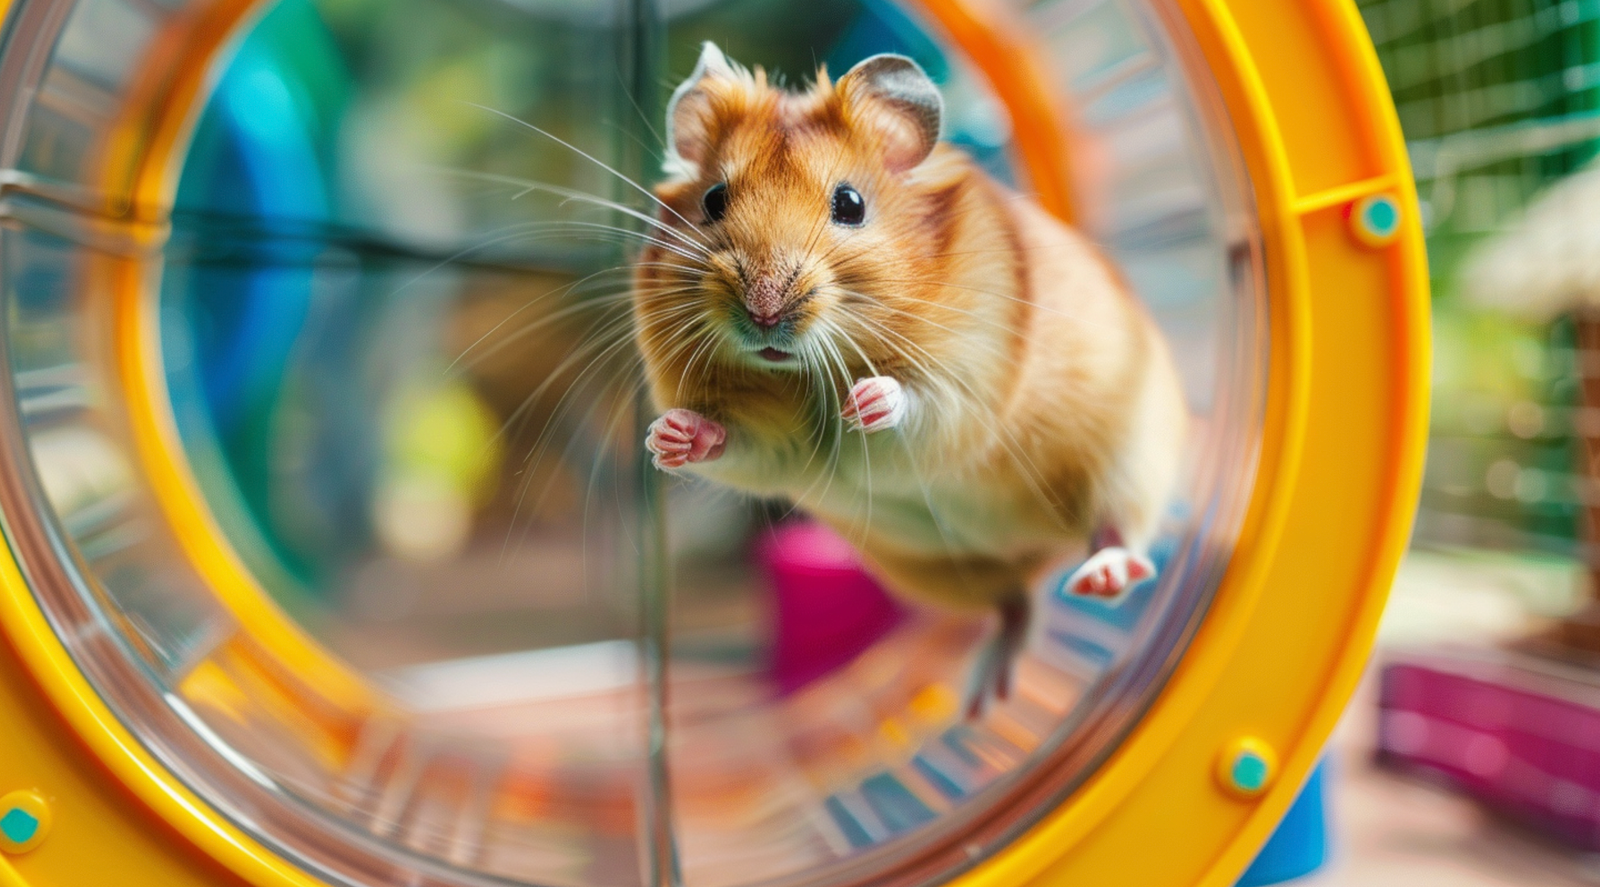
0,1 -> 1428,886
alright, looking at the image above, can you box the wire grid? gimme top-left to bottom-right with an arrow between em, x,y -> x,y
1359,0 -> 1600,565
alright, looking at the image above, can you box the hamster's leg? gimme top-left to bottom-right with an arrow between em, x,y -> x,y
1065,527 -> 1155,599
963,591 -> 1030,719
843,376 -> 908,432
645,408 -> 726,470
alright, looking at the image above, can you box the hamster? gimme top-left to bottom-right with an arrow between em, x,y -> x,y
632,44 -> 1186,713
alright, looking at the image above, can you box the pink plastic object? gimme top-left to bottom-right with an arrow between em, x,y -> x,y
759,522 -> 905,694
1379,651 -> 1600,849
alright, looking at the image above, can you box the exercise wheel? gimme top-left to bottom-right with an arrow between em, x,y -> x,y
0,0 -> 1425,886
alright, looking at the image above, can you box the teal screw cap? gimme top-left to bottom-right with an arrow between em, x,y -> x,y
1363,196 -> 1398,236
0,790 -> 50,853
1349,193 -> 1403,247
0,808 -> 37,844
1217,736 -> 1277,799
1231,750 -> 1270,793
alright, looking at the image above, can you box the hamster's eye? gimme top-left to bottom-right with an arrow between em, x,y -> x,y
831,183 -> 866,226
702,183 -> 729,224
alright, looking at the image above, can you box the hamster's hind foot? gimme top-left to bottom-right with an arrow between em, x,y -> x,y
962,593 -> 1030,720
1065,547 -> 1154,599
843,376 -> 908,432
646,409 -> 726,470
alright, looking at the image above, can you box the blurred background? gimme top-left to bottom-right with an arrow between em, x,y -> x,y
1300,1 -> 1600,884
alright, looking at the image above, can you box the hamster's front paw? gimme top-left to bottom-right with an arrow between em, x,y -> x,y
843,376 -> 908,433
1065,548 -> 1155,599
646,409 -> 726,470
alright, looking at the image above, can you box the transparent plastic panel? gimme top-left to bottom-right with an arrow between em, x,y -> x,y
0,0 -> 1265,886
4,224 -> 238,680
650,0 -> 1262,881
2,0 -> 658,884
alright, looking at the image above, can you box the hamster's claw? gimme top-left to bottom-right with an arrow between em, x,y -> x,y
843,376 -> 908,432
1065,547 -> 1155,600
646,409 -> 726,470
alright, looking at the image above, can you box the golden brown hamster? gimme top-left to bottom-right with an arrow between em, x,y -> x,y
632,44 -> 1186,712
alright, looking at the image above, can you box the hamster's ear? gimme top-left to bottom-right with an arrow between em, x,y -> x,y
837,54 -> 942,172
665,42 -> 735,173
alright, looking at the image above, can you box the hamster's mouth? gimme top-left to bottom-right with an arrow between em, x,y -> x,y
757,347 -> 793,363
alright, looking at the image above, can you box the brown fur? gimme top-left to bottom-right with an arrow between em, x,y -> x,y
632,56 -> 1186,612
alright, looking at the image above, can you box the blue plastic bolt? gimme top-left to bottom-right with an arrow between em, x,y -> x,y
1350,193 -> 1403,247
1362,196 -> 1399,237
1,808 -> 38,844
0,791 -> 50,852
1231,750 -> 1270,793
1218,737 -> 1277,798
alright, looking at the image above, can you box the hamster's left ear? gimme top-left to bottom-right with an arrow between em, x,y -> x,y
837,54 -> 942,172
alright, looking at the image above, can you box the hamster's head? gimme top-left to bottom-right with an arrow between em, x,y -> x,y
635,43 -> 982,387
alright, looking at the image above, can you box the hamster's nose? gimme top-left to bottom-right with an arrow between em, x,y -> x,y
748,308 -> 782,329
745,273 -> 788,329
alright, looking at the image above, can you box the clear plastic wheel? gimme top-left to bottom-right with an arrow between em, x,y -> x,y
0,1 -> 1424,886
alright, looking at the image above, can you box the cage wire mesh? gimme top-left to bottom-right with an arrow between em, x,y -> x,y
1359,0 -> 1600,591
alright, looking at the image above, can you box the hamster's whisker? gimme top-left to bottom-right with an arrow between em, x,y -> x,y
493,308 -> 642,461
646,304 -> 720,354
635,302 -> 712,334
533,220 -> 708,263
822,332 -> 864,536
459,280 -> 698,375
458,296 -> 632,374
645,309 -> 716,346
417,214 -> 708,266
643,331 -> 713,388
479,288 -> 701,375
830,287 -> 1017,365
538,214 -> 711,260
787,340 -> 840,489
677,321 -> 730,400
500,309 -> 639,444
572,375 -> 638,588
645,302 -> 719,344
507,326 -> 652,527
841,285 -> 1060,358
820,340 -> 862,542
791,363 -> 845,511
464,103 -> 707,237
449,266 -> 609,373
806,330 -> 859,507
461,273 -> 647,348
386,221 -> 610,302
870,277 -> 1120,332
845,298 -> 1018,368
508,367 -> 626,542
428,167 -> 714,256
818,319 -> 879,547
505,358 -> 646,557
835,318 -> 972,560
650,311 -> 720,399
609,72 -> 667,151
425,218 -> 705,293
699,328 -> 738,394
841,311 -> 1069,523
918,240 -> 1076,260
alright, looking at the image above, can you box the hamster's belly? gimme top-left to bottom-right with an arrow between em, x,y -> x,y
789,436 -> 1079,559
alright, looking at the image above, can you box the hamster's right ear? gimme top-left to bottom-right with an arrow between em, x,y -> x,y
665,42 -> 735,174
838,54 -> 942,172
